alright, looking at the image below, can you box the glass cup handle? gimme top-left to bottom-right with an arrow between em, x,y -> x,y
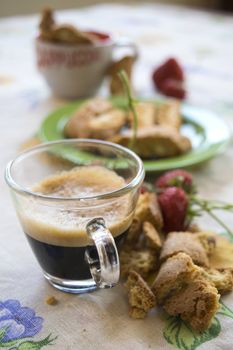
85,217 -> 120,289
113,38 -> 139,60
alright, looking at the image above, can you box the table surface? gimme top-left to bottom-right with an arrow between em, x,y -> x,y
1,3 -> 233,350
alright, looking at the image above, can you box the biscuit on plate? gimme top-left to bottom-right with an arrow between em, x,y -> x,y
128,102 -> 156,129
110,125 -> 191,158
155,99 -> 181,131
64,98 -> 113,138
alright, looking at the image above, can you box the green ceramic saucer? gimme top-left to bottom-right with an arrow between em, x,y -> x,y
38,98 -> 231,172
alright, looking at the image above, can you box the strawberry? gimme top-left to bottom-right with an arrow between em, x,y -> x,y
158,187 -> 188,233
152,57 -> 184,90
156,169 -> 193,193
160,79 -> 186,100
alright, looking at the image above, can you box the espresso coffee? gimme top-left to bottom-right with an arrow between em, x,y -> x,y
26,232 -> 126,280
20,166 -> 132,281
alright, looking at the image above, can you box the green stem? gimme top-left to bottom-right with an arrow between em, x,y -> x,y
190,196 -> 233,239
206,209 -> 233,239
118,70 -> 138,148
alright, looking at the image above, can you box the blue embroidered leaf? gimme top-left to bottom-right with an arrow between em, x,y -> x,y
217,301 -> 233,319
163,316 -> 221,350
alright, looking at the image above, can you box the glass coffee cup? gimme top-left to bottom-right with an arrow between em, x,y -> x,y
5,140 -> 144,293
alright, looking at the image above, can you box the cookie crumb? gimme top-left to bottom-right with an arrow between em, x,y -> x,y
46,296 -> 58,305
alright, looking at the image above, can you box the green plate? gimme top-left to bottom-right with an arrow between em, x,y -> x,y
38,98 -> 231,172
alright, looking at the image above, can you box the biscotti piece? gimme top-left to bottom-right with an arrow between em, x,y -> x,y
129,307 -> 147,319
155,100 -> 181,131
152,252 -> 201,304
125,270 -> 156,319
201,267 -> 233,295
120,248 -> 158,279
125,217 -> 142,244
109,56 -> 134,96
64,98 -> 113,138
195,231 -> 216,256
128,102 -> 156,129
163,277 -> 220,332
134,193 -> 163,230
110,125 -> 191,158
160,232 -> 209,267
143,221 -> 162,252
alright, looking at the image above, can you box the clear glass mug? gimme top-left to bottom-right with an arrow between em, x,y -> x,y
5,140 -> 144,293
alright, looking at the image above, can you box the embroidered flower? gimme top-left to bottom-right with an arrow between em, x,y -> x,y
0,300 -> 43,342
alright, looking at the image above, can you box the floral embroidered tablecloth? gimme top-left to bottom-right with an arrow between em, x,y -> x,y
1,3 -> 233,350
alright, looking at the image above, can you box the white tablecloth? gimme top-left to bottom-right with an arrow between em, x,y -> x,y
1,4 -> 233,350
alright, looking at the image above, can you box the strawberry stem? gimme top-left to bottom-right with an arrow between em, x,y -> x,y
189,196 -> 233,239
118,70 -> 138,148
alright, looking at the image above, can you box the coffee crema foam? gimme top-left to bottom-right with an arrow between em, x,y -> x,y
20,166 -> 133,247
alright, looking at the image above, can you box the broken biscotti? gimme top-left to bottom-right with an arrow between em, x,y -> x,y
201,267 -> 233,295
152,253 -> 220,332
133,192 -> 163,231
152,252 -> 201,304
120,192 -> 163,279
120,248 -> 158,279
163,276 -> 220,332
142,221 -> 162,251
120,192 -> 163,319
120,192 -> 233,331
160,231 -> 210,267
125,270 -> 156,319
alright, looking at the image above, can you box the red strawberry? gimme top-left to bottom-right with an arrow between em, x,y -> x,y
160,79 -> 186,100
158,187 -> 188,233
152,57 -> 184,90
156,169 -> 193,193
